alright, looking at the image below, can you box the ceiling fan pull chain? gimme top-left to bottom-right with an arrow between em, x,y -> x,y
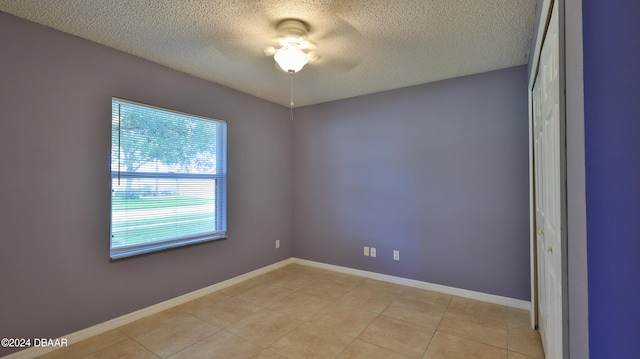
289,70 -> 295,107
289,70 -> 295,120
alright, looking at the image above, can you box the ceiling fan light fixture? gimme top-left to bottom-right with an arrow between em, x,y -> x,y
274,45 -> 308,73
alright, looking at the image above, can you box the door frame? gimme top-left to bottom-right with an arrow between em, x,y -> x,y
528,0 -> 569,357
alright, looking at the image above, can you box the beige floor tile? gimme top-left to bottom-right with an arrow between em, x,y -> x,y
281,264 -> 333,278
508,308 -> 532,326
423,331 -> 507,359
398,287 -> 452,308
176,292 -> 225,312
42,265 -> 537,359
340,287 -> 396,313
381,299 -> 445,329
167,330 -> 262,359
447,296 -> 510,323
267,272 -> 316,290
219,276 -> 274,296
269,322 -> 354,359
36,329 -> 129,359
237,283 -> 294,307
507,323 -> 545,358
360,278 -> 407,296
177,293 -> 262,328
82,338 -> 159,359
119,308 -> 219,358
252,269 -> 289,283
266,267 -> 295,276
279,263 -> 318,272
359,315 -> 435,359
299,279 -> 354,299
304,267 -> 345,279
437,310 -> 508,348
337,339 -> 411,359
308,303 -> 379,337
268,291 -> 332,320
228,308 -> 303,347
255,349 -> 288,358
508,351 -> 542,359
320,271 -> 367,288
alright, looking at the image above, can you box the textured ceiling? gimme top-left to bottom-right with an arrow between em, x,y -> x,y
0,0 -> 537,107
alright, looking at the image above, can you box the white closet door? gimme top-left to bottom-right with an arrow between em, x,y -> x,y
533,1 -> 563,358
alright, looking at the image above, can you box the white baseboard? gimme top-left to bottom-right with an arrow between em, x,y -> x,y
2,258 -> 294,359
292,258 -> 531,310
4,256 -> 530,358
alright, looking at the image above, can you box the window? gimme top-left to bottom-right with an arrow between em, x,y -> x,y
110,98 -> 227,259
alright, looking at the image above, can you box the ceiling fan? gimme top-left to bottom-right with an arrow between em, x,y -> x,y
263,19 -> 318,73
254,16 -> 362,109
208,6 -> 365,109
212,8 -> 364,75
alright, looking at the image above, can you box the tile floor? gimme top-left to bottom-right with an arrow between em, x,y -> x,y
37,264 -> 545,359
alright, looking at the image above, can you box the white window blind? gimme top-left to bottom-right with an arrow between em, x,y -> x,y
110,98 -> 227,259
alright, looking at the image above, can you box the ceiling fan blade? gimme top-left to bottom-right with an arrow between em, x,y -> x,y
312,54 -> 361,72
206,1 -> 282,63
306,15 -> 364,72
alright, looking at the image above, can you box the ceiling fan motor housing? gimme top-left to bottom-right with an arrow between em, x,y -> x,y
277,19 -> 309,45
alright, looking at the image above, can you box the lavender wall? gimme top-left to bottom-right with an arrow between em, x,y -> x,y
293,66 -> 531,300
583,0 -> 640,357
0,12 -> 293,356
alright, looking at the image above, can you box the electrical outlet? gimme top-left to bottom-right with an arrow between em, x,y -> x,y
393,250 -> 399,261
275,240 -> 280,249
364,246 -> 370,256
370,247 -> 377,257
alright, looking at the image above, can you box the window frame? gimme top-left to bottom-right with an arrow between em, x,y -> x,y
110,97 -> 227,260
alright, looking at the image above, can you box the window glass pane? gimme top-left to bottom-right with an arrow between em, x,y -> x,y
111,101 -> 220,175
110,98 -> 226,259
111,178 -> 218,248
